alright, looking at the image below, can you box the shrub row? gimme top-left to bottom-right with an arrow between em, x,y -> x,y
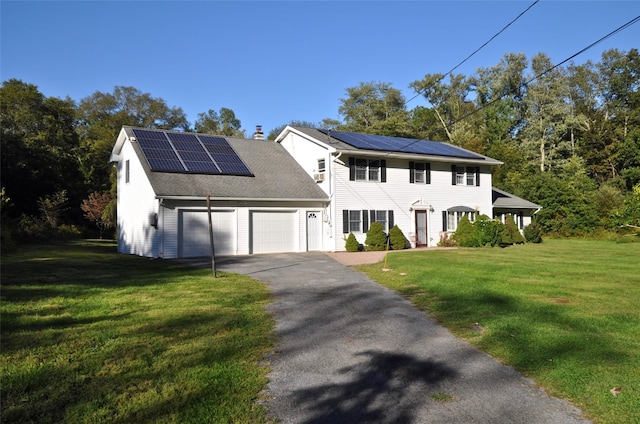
345,222 -> 409,252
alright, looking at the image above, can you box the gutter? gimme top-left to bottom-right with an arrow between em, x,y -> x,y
156,195 -> 330,202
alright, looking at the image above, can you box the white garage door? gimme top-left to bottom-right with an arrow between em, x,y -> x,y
251,211 -> 296,254
180,210 -> 234,257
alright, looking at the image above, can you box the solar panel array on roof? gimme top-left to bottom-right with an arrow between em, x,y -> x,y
316,129 -> 484,160
131,128 -> 253,176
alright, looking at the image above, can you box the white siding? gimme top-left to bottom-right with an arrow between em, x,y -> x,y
116,140 -> 161,257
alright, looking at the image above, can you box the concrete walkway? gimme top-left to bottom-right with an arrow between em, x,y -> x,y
213,252 -> 589,424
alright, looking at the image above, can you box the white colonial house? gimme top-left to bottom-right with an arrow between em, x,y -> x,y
110,125 -> 540,258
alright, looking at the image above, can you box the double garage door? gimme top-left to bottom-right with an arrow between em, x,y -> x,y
179,210 -> 297,257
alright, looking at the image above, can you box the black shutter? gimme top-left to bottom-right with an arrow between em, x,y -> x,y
442,211 -> 448,231
370,210 -> 376,226
388,210 -> 394,229
362,210 -> 369,233
475,166 -> 481,186
349,157 -> 355,181
343,210 -> 349,234
426,163 -> 431,184
451,165 -> 457,185
380,160 -> 387,182
409,161 -> 415,183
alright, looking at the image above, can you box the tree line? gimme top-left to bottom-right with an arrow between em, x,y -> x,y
1,48 -> 638,246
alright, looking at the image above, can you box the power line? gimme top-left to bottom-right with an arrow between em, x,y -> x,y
406,0 -> 539,105
452,14 -> 640,126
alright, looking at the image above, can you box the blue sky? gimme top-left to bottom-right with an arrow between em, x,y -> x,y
2,1 -> 639,136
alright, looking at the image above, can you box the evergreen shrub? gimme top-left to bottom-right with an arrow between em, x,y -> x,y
389,225 -> 408,250
365,222 -> 387,251
523,221 -> 544,243
452,215 -> 476,247
473,214 -> 503,247
345,232 -> 360,252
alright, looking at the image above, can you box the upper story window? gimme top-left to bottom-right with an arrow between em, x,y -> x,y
125,160 -> 130,183
349,157 -> 386,182
410,162 -> 431,184
317,159 -> 326,173
452,165 -> 480,186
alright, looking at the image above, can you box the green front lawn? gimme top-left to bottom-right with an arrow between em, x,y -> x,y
1,241 -> 275,424
358,239 -> 640,424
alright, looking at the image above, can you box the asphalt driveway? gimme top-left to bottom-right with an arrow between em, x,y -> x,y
212,252 -> 590,424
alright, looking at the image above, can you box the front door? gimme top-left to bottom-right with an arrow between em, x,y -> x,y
306,211 -> 322,251
415,210 -> 428,246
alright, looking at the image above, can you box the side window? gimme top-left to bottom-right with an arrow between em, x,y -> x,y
317,158 -> 325,173
125,160 -> 130,183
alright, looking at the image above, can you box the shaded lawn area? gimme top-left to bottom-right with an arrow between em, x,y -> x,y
358,239 -> 640,424
1,240 -> 275,424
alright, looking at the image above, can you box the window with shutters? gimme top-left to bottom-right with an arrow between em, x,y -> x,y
452,165 -> 480,186
350,157 -> 386,182
343,209 -> 394,233
410,162 -> 431,184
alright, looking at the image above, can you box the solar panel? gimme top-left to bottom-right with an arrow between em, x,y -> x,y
131,128 -> 254,176
132,128 -> 185,172
166,132 -> 221,174
199,135 -> 253,176
317,129 -> 484,160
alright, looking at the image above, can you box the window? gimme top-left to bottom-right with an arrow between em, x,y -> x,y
451,165 -> 480,186
442,209 -> 475,232
343,209 -> 395,233
317,159 -> 326,173
349,157 -> 387,182
125,160 -> 130,183
410,162 -> 431,184
349,210 -> 361,233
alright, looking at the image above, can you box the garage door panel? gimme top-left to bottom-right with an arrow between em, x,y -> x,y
251,211 -> 296,254
180,210 -> 234,257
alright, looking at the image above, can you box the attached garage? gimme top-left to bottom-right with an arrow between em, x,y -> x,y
250,211 -> 297,254
179,210 -> 235,257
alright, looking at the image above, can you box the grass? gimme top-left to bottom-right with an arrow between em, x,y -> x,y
1,240 -> 275,424
358,239 -> 640,424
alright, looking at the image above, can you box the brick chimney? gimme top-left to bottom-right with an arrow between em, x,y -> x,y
252,125 -> 264,140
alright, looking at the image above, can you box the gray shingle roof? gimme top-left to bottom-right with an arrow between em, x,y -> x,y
123,127 -> 328,201
492,187 -> 541,210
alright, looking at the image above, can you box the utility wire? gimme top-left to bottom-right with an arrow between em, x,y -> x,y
385,14 -> 640,155
406,0 -> 539,105
452,14 -> 640,126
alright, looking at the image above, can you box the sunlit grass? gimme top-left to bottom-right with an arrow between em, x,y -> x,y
358,239 -> 640,424
1,240 -> 275,423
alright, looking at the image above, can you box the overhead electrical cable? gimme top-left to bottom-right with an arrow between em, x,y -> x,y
383,14 -> 640,156
451,14 -> 640,126
406,0 -> 539,105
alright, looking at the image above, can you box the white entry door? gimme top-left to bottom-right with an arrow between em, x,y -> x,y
306,211 -> 322,251
250,211 -> 296,254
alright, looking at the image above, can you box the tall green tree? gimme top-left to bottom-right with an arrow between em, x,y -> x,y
76,86 -> 189,191
194,107 -> 244,137
1,79 -> 82,217
338,81 -> 411,135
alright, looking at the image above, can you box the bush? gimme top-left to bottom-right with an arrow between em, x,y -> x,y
438,232 -> 457,247
365,222 -> 387,251
524,221 -> 544,243
345,232 -> 360,252
503,214 -> 525,245
452,215 -> 476,247
474,214 -> 504,247
389,225 -> 408,250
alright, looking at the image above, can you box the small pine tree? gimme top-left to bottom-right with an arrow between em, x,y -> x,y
345,232 -> 360,252
365,222 -> 387,251
453,215 -> 476,247
389,225 -> 408,250
523,221 -> 543,243
501,214 -> 523,245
